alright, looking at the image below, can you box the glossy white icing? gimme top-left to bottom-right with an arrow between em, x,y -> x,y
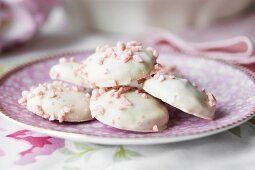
143,75 -> 216,120
90,89 -> 169,132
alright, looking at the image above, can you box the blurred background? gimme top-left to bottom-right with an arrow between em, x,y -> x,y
1,0 -> 255,66
59,0 -> 255,34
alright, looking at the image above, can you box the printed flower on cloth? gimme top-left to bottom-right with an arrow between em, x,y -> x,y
6,130 -> 64,165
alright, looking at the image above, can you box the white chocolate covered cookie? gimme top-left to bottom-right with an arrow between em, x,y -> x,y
81,41 -> 158,87
18,81 -> 92,122
49,57 -> 90,88
143,75 -> 216,120
90,88 -> 169,132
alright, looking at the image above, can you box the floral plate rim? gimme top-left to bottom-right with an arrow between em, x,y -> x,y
0,51 -> 255,145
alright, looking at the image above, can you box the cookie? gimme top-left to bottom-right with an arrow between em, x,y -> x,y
49,57 -> 90,88
90,88 -> 169,132
81,41 -> 158,87
143,74 -> 216,120
18,81 -> 92,122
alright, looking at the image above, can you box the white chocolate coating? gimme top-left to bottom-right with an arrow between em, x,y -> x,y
49,58 -> 90,88
18,82 -> 92,122
82,42 -> 157,87
90,89 -> 169,132
143,75 -> 216,120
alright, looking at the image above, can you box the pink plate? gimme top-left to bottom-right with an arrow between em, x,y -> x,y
0,51 -> 255,145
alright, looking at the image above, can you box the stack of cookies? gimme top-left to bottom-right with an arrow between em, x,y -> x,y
18,41 -> 216,132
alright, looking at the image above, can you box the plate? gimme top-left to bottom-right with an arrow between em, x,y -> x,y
1,51 -> 255,145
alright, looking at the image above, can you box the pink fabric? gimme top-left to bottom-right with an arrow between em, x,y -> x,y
147,30 -> 255,64
0,0 -> 62,52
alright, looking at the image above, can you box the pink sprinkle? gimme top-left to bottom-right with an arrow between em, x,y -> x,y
130,41 -> 142,46
117,42 -> 126,51
69,57 -> 75,62
206,92 -> 216,107
58,113 -> 65,123
154,63 -> 162,70
169,75 -> 176,79
90,82 -> 97,88
109,89 -> 116,96
117,87 -> 123,94
39,84 -> 47,91
77,86 -> 86,92
153,50 -> 159,58
72,86 -> 79,91
105,51 -> 112,57
21,91 -> 29,97
36,90 -> 44,96
92,89 -> 100,97
57,87 -> 64,92
141,93 -> 149,99
49,114 -> 55,121
146,47 -> 154,52
98,88 -> 106,95
135,90 -> 140,93
101,53 -> 107,59
98,58 -> 104,65
50,71 -> 60,80
154,74 -> 160,79
158,75 -> 165,82
113,92 -> 120,99
100,46 -> 106,52
30,86 -> 35,91
133,55 -> 143,63
85,93 -> 91,98
121,54 -> 132,63
152,125 -> 158,132
59,57 -> 67,63
63,106 -> 71,113
92,105 -> 105,118
47,84 -> 53,90
49,91 -> 57,98
126,42 -> 131,48
36,105 -> 44,116
120,106 -> 127,110
106,47 -> 116,57
120,95 -> 133,107
43,114 -> 50,119
131,46 -> 140,52
18,97 -> 26,105
123,86 -> 132,91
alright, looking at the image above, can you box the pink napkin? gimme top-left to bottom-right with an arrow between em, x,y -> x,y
146,30 -> 255,64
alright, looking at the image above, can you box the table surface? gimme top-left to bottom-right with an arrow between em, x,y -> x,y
1,16 -> 255,170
